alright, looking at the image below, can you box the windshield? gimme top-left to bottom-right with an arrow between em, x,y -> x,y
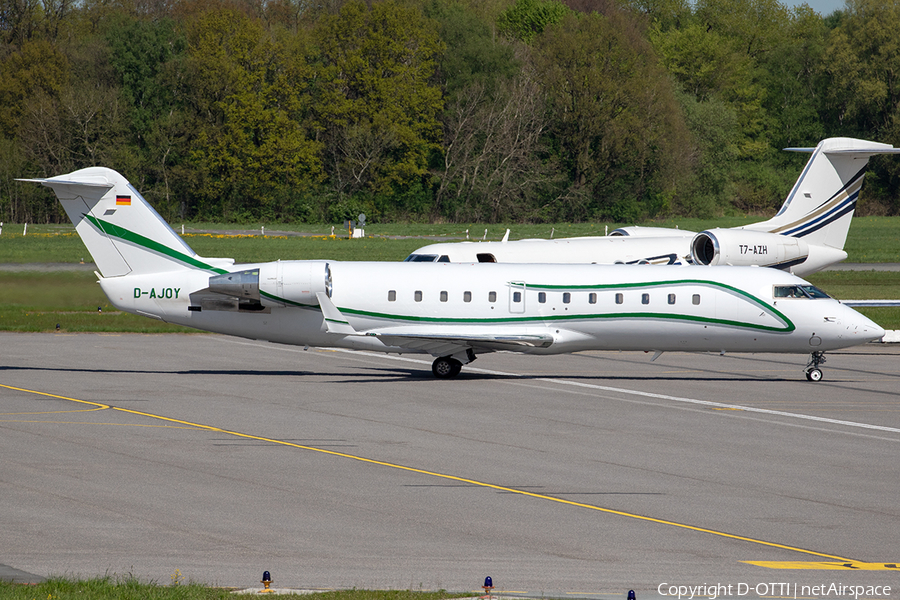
773,285 -> 830,299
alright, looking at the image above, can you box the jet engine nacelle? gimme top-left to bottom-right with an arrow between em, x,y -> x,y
691,229 -> 809,269
208,260 -> 331,309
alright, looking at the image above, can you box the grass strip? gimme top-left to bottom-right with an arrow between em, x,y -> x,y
0,577 -> 468,600
2,217 -> 899,263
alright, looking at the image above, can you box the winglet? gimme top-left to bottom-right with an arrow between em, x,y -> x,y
316,292 -> 357,335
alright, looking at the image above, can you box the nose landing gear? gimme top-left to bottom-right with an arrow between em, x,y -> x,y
805,351 -> 826,381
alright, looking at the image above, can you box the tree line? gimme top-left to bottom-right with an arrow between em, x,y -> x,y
2,0 -> 900,225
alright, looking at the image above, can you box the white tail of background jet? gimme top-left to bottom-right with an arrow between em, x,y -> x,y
19,166 -> 233,278
745,137 -> 900,249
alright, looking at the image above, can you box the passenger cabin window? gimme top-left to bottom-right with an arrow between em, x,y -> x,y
513,291 -> 522,303
404,254 -> 438,262
668,293 -> 676,305
642,293 -> 650,305
692,294 -> 701,305
774,285 -> 830,299
440,291 -> 448,302
464,291 -> 472,302
414,290 -> 423,302
489,291 -> 497,302
589,293 -> 597,304
615,293 -> 624,304
538,292 -> 547,303
563,292 -> 571,304
388,290 -> 396,302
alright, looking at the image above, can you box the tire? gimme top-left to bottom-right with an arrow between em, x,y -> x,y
806,368 -> 823,382
432,357 -> 462,379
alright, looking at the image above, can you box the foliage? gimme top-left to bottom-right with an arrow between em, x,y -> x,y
534,10 -> 693,220
313,0 -> 444,205
185,9 -> 324,220
3,0 -> 900,225
818,0 -> 900,213
497,0 -> 570,43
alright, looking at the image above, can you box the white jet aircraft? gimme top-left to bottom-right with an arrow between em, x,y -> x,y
21,167 -> 884,380
406,137 -> 900,277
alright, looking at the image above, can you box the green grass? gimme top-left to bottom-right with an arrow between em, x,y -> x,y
0,577 -> 465,600
2,269 -> 899,332
185,233 -> 426,262
2,216 -> 899,263
0,272 -> 196,332
2,219 -> 898,332
805,270 -> 900,299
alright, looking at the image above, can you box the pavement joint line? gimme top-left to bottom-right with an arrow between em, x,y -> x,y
2,380 -> 855,563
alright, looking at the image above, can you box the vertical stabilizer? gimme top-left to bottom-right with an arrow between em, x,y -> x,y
19,167 -> 230,277
745,137 -> 900,249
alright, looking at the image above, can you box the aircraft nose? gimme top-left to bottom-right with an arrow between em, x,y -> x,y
848,310 -> 885,343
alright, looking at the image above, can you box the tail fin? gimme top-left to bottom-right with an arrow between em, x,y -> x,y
19,167 -> 233,277
745,137 -> 900,250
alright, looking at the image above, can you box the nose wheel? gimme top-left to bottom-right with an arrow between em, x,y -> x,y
432,356 -> 462,379
805,351 -> 826,382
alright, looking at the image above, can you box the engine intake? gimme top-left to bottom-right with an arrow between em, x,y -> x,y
690,229 -> 809,269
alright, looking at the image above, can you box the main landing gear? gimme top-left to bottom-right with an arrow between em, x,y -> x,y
431,349 -> 477,379
805,351 -> 826,382
432,356 -> 462,378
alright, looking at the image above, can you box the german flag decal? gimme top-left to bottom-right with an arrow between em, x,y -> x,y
116,195 -> 131,206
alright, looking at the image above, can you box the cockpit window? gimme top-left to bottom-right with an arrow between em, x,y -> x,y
774,285 -> 830,299
800,285 -> 830,298
404,254 -> 438,262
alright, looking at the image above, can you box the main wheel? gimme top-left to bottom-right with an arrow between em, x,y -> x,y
432,357 -> 462,379
806,368 -> 823,382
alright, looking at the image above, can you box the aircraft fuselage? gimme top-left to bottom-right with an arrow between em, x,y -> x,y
99,261 -> 882,357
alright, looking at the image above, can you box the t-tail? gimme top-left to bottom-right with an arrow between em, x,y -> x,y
745,137 -> 900,249
689,137 -> 900,274
18,166 -> 233,277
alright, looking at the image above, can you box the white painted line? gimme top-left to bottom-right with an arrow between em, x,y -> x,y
212,338 -> 900,436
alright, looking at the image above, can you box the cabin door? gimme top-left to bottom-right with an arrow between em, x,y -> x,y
509,282 -> 526,313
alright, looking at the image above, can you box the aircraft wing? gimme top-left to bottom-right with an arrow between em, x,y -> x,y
369,331 -> 554,356
317,292 -> 553,355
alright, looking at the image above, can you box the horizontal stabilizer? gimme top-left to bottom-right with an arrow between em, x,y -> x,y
17,176 -> 113,188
